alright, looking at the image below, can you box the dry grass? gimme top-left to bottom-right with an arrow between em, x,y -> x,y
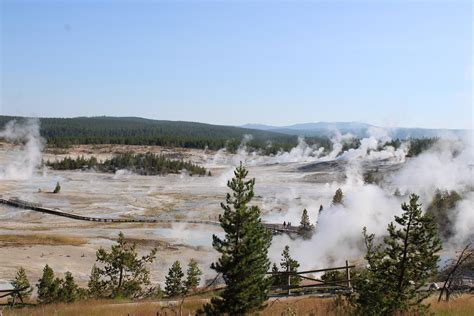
2,294 -> 473,316
2,299 -> 207,316
264,296 -> 337,315
0,296 -> 345,316
0,226 -> 51,231
0,234 -> 87,247
427,294 -> 474,316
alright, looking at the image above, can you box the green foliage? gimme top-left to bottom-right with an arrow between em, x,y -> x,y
269,246 -> 301,289
332,188 -> 344,205
76,288 -> 89,301
341,138 -> 361,152
142,284 -> 164,299
53,182 -> 61,193
47,153 -> 207,176
298,209 -> 314,238
280,245 -> 301,286
407,138 -> 438,157
92,232 -> 157,299
383,139 -> 402,150
321,270 -> 345,285
270,263 -> 280,287
88,264 -> 105,298
205,163 -> 273,315
184,259 -> 202,292
164,261 -> 185,297
363,169 -> 380,185
36,265 -> 60,304
57,271 -> 79,303
426,189 -> 462,240
164,259 -> 202,298
47,156 -> 98,170
36,266 -> 82,304
321,270 -> 347,285
351,194 -> 442,315
0,116 -> 438,158
0,115 -> 299,152
11,267 -> 32,300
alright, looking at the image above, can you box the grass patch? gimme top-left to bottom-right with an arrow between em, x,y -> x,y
3,294 -> 473,315
427,294 -> 474,316
0,234 -> 87,246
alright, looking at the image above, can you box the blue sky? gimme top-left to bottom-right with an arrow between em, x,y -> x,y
1,0 -> 472,129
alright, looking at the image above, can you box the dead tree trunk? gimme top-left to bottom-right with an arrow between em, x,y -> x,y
438,243 -> 473,302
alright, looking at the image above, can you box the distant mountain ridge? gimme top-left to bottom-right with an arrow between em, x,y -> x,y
242,122 -> 468,139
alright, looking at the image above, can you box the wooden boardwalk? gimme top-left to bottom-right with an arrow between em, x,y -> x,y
0,197 -> 300,234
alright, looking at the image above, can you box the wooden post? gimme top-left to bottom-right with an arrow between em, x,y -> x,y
10,292 -> 16,307
345,260 -> 351,289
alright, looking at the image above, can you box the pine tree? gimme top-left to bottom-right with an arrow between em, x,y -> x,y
94,232 -> 157,298
280,245 -> 301,286
351,194 -> 442,315
332,188 -> 343,205
11,267 -> 32,301
184,259 -> 202,292
270,263 -> 280,287
165,261 -> 185,297
298,208 -> 314,238
58,271 -> 78,303
37,264 -> 60,304
88,264 -> 105,298
426,189 -> 461,240
205,163 -> 273,315
53,182 -> 61,193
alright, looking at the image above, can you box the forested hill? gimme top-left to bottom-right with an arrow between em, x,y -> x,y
0,116 -> 307,152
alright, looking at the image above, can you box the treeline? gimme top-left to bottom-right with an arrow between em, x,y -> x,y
46,153 -> 208,176
11,232 -> 203,305
0,116 -> 437,157
407,137 -> 438,157
0,116 -> 300,152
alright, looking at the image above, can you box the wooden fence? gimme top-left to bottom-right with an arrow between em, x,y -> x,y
268,261 -> 355,296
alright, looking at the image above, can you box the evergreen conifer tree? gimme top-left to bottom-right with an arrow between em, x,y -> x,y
11,267 -> 32,301
88,264 -> 105,298
426,189 -> 461,240
270,263 -> 280,287
280,245 -> 301,286
58,271 -> 78,303
94,232 -> 157,298
298,208 -> 314,238
165,261 -> 185,297
332,188 -> 343,205
53,182 -> 61,193
205,163 -> 272,315
351,194 -> 442,315
184,259 -> 202,292
37,264 -> 60,304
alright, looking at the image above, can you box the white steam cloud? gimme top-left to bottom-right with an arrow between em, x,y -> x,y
0,119 -> 44,180
206,130 -> 473,270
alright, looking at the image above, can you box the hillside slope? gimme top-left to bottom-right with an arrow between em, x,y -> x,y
0,116 -> 298,151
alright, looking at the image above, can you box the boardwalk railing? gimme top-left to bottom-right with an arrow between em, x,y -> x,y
268,261 -> 355,295
0,197 -> 302,234
0,285 -> 29,307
